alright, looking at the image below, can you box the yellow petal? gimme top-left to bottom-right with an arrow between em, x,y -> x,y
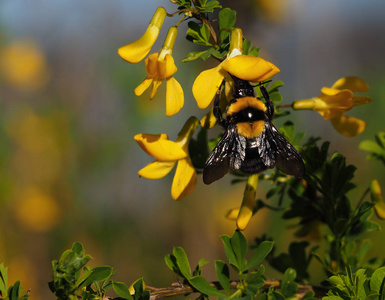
224,74 -> 234,102
134,133 -> 187,160
171,157 -> 197,201
118,7 -> 166,63
200,108 -> 218,129
237,174 -> 258,231
371,180 -> 385,219
175,117 -> 200,150
134,77 -> 153,96
135,133 -> 168,155
150,78 -> 163,99
222,55 -> 280,82
192,64 -> 227,109
225,208 -> 240,220
145,53 -> 160,77
166,77 -> 184,117
331,76 -> 369,92
330,114 -> 367,137
118,25 -> 160,64
320,87 -> 353,98
138,160 -> 176,179
159,54 -> 177,79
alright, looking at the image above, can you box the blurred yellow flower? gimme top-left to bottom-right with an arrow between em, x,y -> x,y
135,117 -> 199,200
237,174 -> 259,230
118,7 -> 167,63
256,0 -> 287,22
7,108 -> 66,185
293,77 -> 372,137
370,179 -> 385,219
14,187 -> 61,232
0,39 -> 49,90
193,54 -> 279,110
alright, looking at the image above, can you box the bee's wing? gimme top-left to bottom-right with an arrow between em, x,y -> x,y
259,122 -> 305,178
203,125 -> 246,184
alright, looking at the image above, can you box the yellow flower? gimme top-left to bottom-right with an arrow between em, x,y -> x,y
134,117 -> 199,201
118,7 -> 167,63
14,187 -> 61,232
193,54 -> 280,110
293,77 -> 372,137
134,27 -> 184,116
0,39 -> 49,90
224,175 -> 262,230
371,179 -> 385,220
237,174 -> 259,230
192,28 -> 280,110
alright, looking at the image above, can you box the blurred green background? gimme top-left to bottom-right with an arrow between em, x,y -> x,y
1,0 -> 385,298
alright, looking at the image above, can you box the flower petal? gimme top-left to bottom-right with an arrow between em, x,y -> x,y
171,157 -> 197,201
331,76 -> 369,92
200,108 -> 217,129
224,74 -> 234,102
134,77 -> 153,96
330,114 -> 367,137
222,55 -> 280,82
145,53 -> 159,77
165,77 -> 184,116
192,64 -> 227,109
371,180 -> 385,220
134,133 -> 187,160
225,208 -> 240,220
159,54 -> 177,78
174,117 -> 200,151
138,160 -> 176,179
320,87 -> 353,98
150,78 -> 163,99
118,25 -> 160,64
237,174 -> 258,231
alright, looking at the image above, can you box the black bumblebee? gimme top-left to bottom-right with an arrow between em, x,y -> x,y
203,75 -> 305,185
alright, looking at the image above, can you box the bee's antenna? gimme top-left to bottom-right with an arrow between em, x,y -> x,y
253,79 -> 272,87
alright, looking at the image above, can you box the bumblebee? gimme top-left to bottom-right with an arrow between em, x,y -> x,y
203,75 -> 305,185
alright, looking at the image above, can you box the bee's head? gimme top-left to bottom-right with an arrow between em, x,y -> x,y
229,74 -> 255,99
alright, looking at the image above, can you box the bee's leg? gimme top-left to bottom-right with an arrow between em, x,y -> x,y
260,86 -> 274,119
213,84 -> 227,127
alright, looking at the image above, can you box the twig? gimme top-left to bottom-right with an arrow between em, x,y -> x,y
143,279 -> 326,299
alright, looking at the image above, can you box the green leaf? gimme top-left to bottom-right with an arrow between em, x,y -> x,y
360,140 -> 385,155
230,230 -> 248,272
221,234 -> 239,272
112,282 -> 134,300
164,254 -> 178,273
215,260 -> 230,294
245,241 -> 273,270
328,275 -> 344,287
280,268 -> 298,298
75,266 -> 93,288
200,23 -> 210,43
370,267 -> 385,293
9,281 -> 20,300
182,50 -> 209,62
189,276 -> 224,297
247,266 -> 266,295
173,247 -> 192,280
218,8 -> 236,42
133,278 -> 150,300
71,242 -> 85,255
77,266 -> 114,289
0,263 -> 8,296
193,259 -> 209,277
